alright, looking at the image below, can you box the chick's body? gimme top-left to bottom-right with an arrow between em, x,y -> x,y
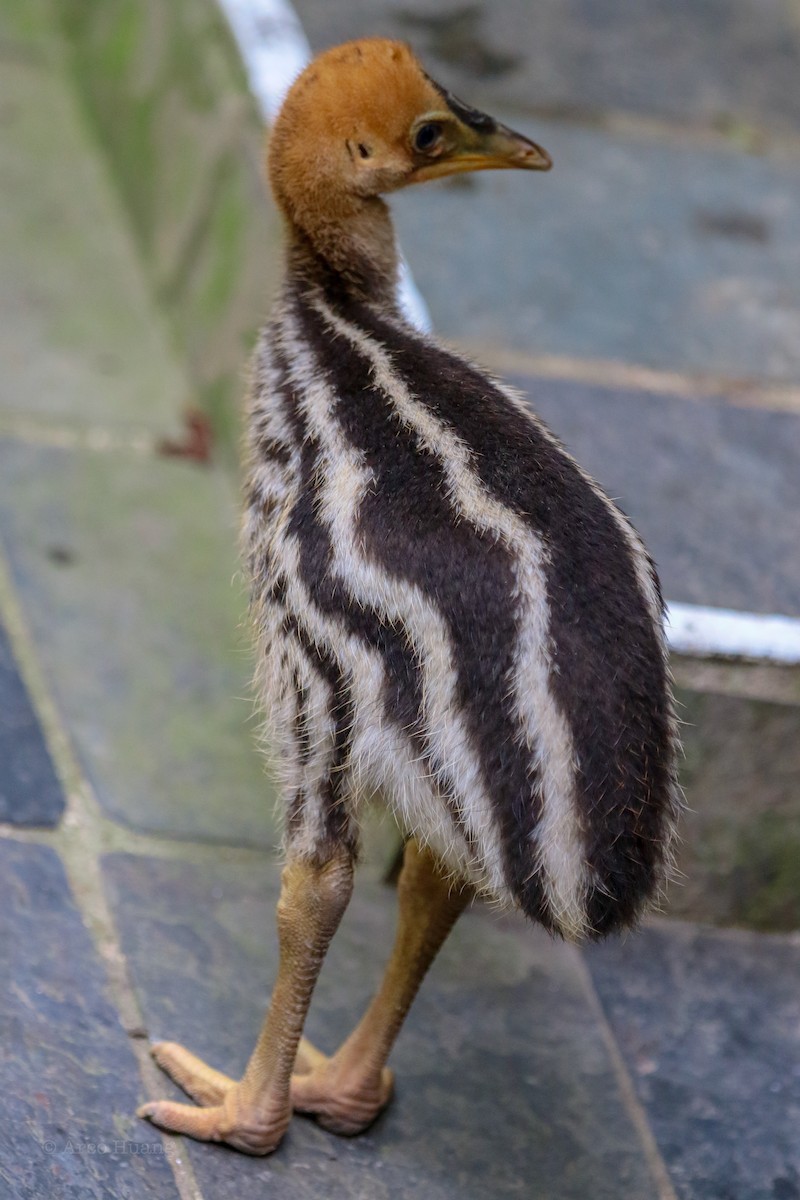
244,266 -> 677,940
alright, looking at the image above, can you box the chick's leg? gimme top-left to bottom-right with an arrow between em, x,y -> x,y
290,840 -> 472,1134
138,851 -> 354,1155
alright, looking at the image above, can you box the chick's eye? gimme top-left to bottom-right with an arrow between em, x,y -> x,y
413,122 -> 442,153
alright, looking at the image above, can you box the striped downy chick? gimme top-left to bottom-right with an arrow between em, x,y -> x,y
139,38 -> 681,1156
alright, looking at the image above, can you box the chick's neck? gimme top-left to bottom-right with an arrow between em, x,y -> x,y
284,195 -> 401,312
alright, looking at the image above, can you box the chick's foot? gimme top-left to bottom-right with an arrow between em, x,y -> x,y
138,1040 -> 290,1156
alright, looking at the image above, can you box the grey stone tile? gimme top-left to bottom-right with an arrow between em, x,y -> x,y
0,839 -> 179,1200
390,120 -> 800,384
105,851 -> 663,1199
0,615 -> 64,826
0,439 -> 277,846
293,0 -> 800,134
504,374 -> 800,618
584,921 -> 800,1200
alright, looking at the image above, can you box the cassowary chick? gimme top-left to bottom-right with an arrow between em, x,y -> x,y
139,38 -> 680,1155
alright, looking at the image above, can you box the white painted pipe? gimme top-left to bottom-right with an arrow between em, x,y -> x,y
666,603 -> 800,664
216,0 -> 310,120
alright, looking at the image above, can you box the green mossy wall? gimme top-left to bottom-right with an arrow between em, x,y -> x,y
671,687 -> 800,932
56,0 -> 283,458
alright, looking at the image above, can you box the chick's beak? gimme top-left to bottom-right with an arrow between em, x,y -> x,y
410,85 -> 551,183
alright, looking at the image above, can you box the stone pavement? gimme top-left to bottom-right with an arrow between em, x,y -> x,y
1,1 -> 800,1198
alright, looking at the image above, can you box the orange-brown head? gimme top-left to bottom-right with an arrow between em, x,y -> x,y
268,38 -> 550,249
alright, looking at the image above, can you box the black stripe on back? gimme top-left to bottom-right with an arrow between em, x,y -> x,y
255,434 -> 291,465
326,299 -> 674,934
292,669 -> 312,767
294,298 -> 553,929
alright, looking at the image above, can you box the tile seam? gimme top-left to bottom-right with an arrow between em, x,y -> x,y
0,416 -> 157,454
456,341 -> 800,416
0,546 -> 206,1200
571,945 -> 681,1200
